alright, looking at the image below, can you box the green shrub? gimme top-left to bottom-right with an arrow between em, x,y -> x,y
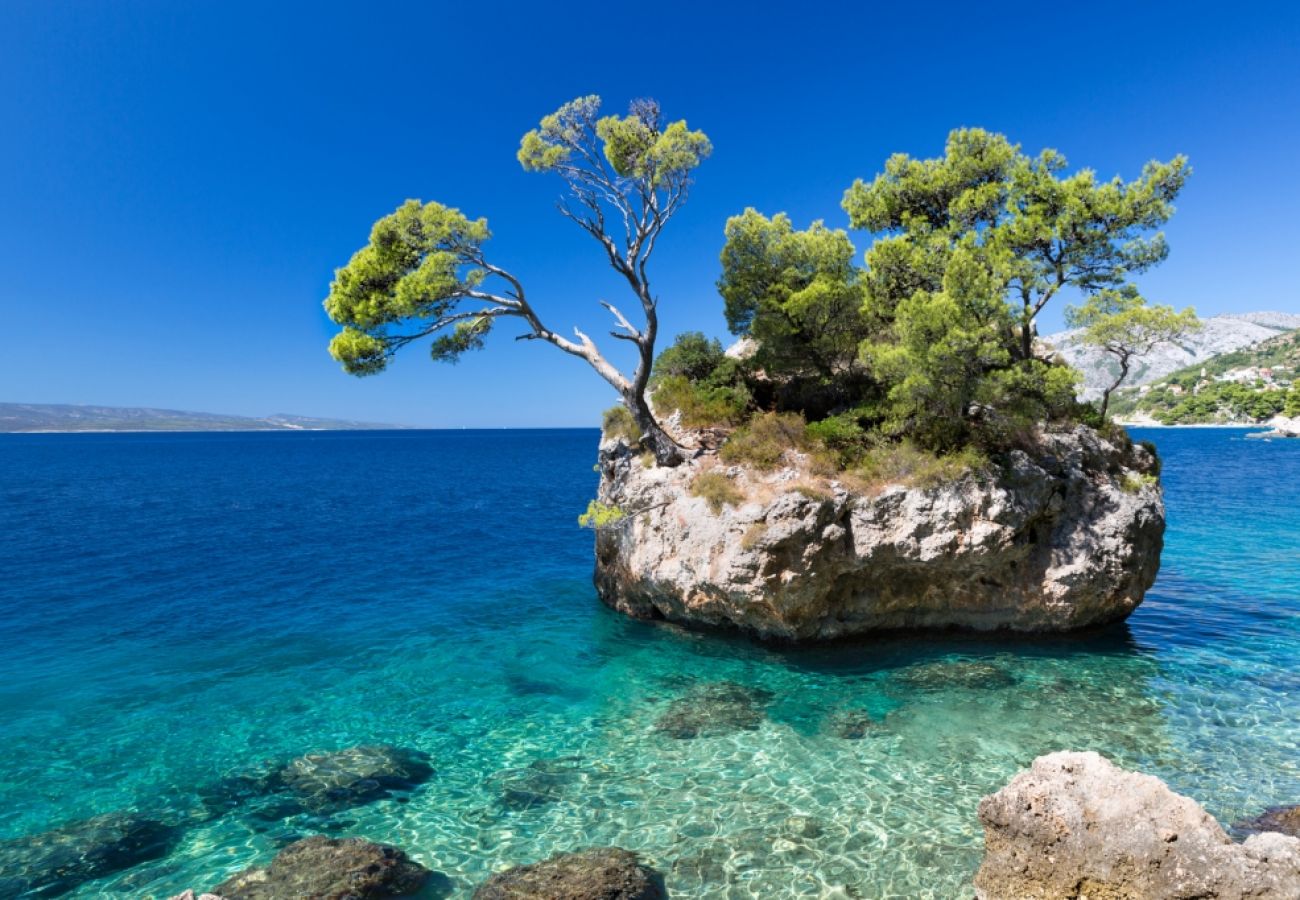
601,405 -> 640,443
1121,472 -> 1157,494
690,471 -> 745,513
804,412 -> 871,467
651,332 -> 728,383
577,500 -> 626,529
853,441 -> 986,490
652,375 -> 750,428
720,412 -> 808,470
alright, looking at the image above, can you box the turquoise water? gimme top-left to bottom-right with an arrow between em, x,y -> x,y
0,428 -> 1297,898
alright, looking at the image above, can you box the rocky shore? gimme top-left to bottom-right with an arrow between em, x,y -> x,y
975,752 -> 1300,899
593,424 -> 1165,640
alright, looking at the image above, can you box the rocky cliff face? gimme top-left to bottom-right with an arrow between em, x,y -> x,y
593,425 -> 1164,640
974,752 -> 1300,899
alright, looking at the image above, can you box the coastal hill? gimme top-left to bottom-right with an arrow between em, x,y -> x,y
0,403 -> 408,432
1043,311 -> 1300,400
1109,329 -> 1300,425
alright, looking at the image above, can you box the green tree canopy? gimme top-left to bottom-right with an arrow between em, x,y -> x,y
324,96 -> 710,466
1066,288 -> 1201,418
718,210 -> 869,382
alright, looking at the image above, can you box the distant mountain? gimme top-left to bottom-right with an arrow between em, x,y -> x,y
0,403 -> 410,432
1043,311 -> 1300,400
1108,330 -> 1300,425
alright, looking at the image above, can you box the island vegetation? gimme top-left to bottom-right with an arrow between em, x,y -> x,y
322,95 -> 1194,484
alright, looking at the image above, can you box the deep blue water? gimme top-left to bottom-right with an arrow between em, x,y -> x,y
0,428 -> 1297,898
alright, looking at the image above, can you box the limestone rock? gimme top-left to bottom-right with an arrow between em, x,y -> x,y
0,811 -> 178,897
974,751 -> 1300,899
473,847 -> 666,899
593,425 -> 1163,640
212,835 -> 430,899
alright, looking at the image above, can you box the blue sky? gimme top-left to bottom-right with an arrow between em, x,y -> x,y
1,2 -> 1297,427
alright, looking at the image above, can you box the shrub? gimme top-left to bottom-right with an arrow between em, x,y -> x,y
577,500 -> 626,529
804,412 -> 871,467
690,471 -> 744,513
720,412 -> 808,470
651,332 -> 728,383
652,375 -> 751,428
601,405 -> 640,443
852,441 -> 986,490
1121,472 -> 1157,494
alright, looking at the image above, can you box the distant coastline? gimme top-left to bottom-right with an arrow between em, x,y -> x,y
0,402 -> 410,433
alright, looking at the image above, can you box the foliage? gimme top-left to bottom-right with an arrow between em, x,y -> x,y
690,472 -> 745,513
1287,388 -> 1300,419
650,332 -> 727,383
718,210 -> 870,380
851,442 -> 988,490
601,405 -> 640,443
740,523 -> 768,550
1065,287 -> 1200,417
577,500 -> 626,529
652,375 -> 751,428
325,95 -> 712,467
1121,473 -> 1158,494
832,127 -> 1186,446
719,412 -> 811,470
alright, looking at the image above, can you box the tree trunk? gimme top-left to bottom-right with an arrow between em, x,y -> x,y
626,391 -> 684,467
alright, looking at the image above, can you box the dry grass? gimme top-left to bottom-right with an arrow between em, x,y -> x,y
691,471 -> 745,513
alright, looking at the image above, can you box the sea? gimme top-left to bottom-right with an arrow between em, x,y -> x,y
0,427 -> 1296,898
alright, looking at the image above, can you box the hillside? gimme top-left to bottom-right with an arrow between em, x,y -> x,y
1043,311 -> 1300,400
0,403 -> 409,432
1109,330 -> 1300,424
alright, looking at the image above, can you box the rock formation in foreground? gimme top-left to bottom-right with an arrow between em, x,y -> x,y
209,835 -> 431,899
594,425 -> 1164,640
473,847 -> 666,899
974,751 -> 1300,899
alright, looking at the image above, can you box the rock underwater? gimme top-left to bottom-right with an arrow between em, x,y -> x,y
0,811 -> 179,897
473,847 -> 666,900
974,751 -> 1300,899
593,424 -> 1164,640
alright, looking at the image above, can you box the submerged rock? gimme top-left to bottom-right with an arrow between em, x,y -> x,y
492,757 -> 587,812
1240,804 -> 1300,837
653,681 -> 773,739
212,835 -> 430,899
821,708 -> 875,739
473,847 -> 666,899
893,659 -> 1018,691
275,744 -> 434,814
0,811 -> 178,897
593,425 -> 1164,640
974,751 -> 1300,899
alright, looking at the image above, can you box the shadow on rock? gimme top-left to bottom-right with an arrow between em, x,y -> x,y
653,681 -> 774,739
473,847 -> 665,899
0,811 -> 179,897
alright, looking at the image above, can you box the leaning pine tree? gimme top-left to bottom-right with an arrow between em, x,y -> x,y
323,96 -> 711,466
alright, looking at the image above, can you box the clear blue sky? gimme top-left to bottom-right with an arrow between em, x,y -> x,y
2,1 -> 1297,427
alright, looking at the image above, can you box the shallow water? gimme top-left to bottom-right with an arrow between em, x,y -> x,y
0,427 -> 1296,898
